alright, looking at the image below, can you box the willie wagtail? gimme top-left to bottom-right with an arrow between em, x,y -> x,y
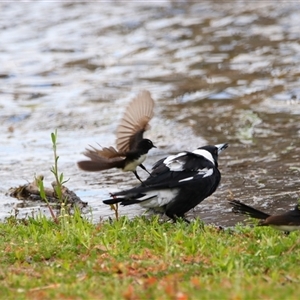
229,200 -> 300,234
103,143 -> 228,222
77,90 -> 156,182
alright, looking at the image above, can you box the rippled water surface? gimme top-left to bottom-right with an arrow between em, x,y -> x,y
1,1 -> 300,226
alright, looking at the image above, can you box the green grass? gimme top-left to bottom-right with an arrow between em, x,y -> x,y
5,131 -> 299,299
0,213 -> 299,300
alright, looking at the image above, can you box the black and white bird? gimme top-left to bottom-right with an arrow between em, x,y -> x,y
229,200 -> 300,234
77,90 -> 156,182
103,143 -> 228,222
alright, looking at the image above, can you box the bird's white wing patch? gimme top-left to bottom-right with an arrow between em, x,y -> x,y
166,160 -> 185,172
192,149 -> 215,165
139,189 -> 179,208
203,168 -> 213,177
163,152 -> 187,172
195,167 -> 214,178
178,168 -> 213,183
178,177 -> 194,182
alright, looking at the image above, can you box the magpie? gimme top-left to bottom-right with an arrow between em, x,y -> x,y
103,143 -> 228,222
229,200 -> 300,234
77,90 -> 156,182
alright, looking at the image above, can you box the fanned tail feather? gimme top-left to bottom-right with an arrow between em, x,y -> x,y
77,159 -> 123,171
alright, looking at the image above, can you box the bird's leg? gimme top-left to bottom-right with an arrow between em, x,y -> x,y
139,164 -> 152,176
132,170 -> 144,184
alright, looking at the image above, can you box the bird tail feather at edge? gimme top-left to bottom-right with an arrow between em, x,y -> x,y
229,200 -> 270,220
77,160 -> 123,172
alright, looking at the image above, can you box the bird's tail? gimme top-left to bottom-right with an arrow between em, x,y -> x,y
103,198 -> 124,205
77,159 -> 123,172
103,197 -> 142,206
103,192 -> 156,206
229,200 -> 270,220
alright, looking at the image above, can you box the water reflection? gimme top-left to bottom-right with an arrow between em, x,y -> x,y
0,1 -> 300,226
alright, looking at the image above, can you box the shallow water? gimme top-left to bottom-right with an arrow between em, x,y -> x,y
1,1 -> 300,226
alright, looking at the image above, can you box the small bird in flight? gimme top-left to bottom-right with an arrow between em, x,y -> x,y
103,143 -> 228,222
229,200 -> 300,234
77,90 -> 156,182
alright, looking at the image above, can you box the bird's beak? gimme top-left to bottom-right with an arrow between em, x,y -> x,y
215,143 -> 228,154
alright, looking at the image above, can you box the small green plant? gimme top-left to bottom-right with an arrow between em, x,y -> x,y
36,130 -> 70,223
50,130 -> 69,202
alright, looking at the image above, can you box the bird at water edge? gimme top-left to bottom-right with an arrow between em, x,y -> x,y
103,143 -> 228,222
229,199 -> 300,234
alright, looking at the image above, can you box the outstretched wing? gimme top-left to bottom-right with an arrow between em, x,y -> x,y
116,90 -> 154,152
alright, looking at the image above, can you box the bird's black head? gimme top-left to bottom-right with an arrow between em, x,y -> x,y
198,143 -> 228,167
137,139 -> 156,153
